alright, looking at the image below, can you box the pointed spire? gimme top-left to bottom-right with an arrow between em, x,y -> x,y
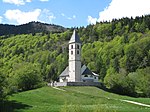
69,30 -> 81,44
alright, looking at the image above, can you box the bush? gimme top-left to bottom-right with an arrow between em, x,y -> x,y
12,62 -> 43,91
129,67 -> 150,97
104,72 -> 135,96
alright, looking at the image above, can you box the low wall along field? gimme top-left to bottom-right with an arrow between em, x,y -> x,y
52,82 -> 103,87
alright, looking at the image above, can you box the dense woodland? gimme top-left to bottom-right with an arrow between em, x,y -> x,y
0,15 -> 150,100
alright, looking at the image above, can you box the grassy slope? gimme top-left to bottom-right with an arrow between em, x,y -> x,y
3,86 -> 150,112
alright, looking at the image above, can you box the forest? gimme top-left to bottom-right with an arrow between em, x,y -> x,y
0,15 -> 150,101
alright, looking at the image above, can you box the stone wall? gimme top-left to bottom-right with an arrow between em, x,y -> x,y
51,82 -> 103,88
53,82 -> 67,86
67,82 -> 103,87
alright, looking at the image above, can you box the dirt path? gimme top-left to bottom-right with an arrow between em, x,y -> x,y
121,99 -> 150,108
52,87 -> 66,91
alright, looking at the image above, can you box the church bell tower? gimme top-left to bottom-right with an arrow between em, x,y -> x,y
68,30 -> 81,82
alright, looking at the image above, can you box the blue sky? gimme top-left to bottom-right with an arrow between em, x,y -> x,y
0,0 -> 150,28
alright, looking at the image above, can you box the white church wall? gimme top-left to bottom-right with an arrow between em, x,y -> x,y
68,60 -> 81,82
69,43 -> 81,61
68,41 -> 81,82
60,76 -> 69,82
75,61 -> 81,81
94,77 -> 99,82
68,61 -> 76,82
81,75 -> 99,82
59,78 -> 63,82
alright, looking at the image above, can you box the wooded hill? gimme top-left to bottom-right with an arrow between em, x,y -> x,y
0,21 -> 66,36
0,15 -> 150,100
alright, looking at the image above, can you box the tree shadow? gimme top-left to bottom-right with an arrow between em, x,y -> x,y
0,100 -> 32,112
97,86 -> 137,98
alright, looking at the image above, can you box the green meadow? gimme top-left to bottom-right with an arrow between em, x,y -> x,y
1,86 -> 150,112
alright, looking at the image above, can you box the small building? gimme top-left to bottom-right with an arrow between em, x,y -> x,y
59,30 -> 99,83
59,65 -> 99,82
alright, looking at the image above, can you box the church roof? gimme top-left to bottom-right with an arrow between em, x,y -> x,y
59,66 -> 69,77
69,30 -> 81,44
81,65 -> 93,75
92,72 -> 99,77
59,65 -> 98,77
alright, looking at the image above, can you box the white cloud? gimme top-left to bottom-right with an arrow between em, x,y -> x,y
61,13 -> 76,20
41,9 -> 56,23
61,13 -> 65,17
73,15 -> 76,19
39,0 -> 49,2
0,16 -> 3,23
4,8 -> 56,24
87,16 -> 97,25
3,0 -> 31,5
26,0 -> 32,2
67,17 -> 72,20
67,15 -> 76,20
88,0 -> 150,24
48,15 -> 56,22
4,9 -> 41,24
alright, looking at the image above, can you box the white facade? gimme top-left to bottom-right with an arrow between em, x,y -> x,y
59,77 -> 68,82
81,65 -> 99,82
68,39 -> 81,82
81,74 -> 99,82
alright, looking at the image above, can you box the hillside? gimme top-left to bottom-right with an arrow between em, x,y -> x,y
0,15 -> 150,100
0,21 -> 66,36
1,86 -> 150,112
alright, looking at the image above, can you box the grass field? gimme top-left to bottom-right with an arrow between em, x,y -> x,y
1,86 -> 150,112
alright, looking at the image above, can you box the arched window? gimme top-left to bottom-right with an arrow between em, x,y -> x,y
71,45 -> 73,49
77,45 -> 79,49
77,50 -> 79,54
84,75 -> 88,77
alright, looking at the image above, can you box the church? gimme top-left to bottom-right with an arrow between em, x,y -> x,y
59,30 -> 99,83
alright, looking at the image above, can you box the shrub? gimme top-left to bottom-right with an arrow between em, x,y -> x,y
104,72 -> 135,96
12,62 -> 43,91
